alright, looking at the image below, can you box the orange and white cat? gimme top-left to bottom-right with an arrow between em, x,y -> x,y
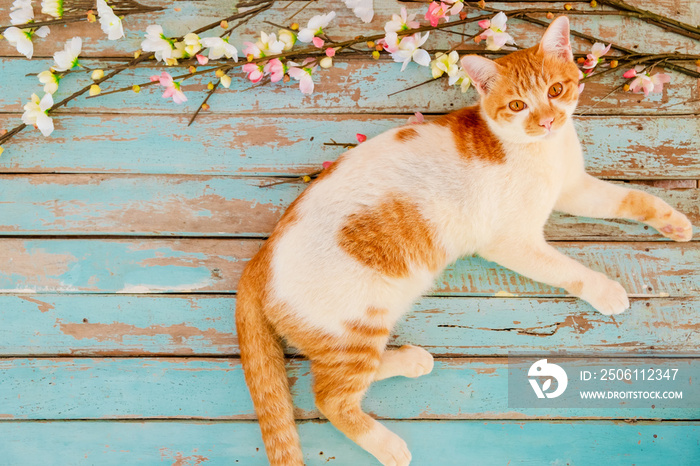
236,17 -> 693,466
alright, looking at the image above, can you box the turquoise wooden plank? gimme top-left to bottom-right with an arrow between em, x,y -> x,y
0,357 -> 697,419
3,295 -> 699,357
0,420 -> 697,465
0,0 -> 695,57
0,174 -> 696,240
1,58 -> 697,116
0,114 -> 697,178
0,239 -> 696,296
0,175 -> 295,237
2,295 -> 698,357
0,238 -> 262,294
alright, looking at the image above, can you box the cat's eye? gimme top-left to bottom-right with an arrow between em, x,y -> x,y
508,100 -> 526,112
548,82 -> 564,98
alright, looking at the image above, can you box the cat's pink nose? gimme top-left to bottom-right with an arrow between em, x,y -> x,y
539,116 -> 554,130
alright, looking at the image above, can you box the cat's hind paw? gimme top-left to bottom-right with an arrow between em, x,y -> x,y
357,423 -> 412,466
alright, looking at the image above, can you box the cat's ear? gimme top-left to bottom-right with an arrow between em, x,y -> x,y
539,16 -> 573,61
460,55 -> 501,95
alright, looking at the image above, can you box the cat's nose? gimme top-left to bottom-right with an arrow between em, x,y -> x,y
539,116 -> 554,130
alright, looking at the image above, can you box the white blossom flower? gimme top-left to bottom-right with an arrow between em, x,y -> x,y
297,12 -> 336,43
52,36 -> 81,71
342,0 -> 373,23
385,7 -> 419,33
22,93 -> 54,137
453,68 -> 471,93
478,12 -> 515,51
391,32 -> 430,71
38,70 -> 60,94
3,26 -> 49,59
182,33 -> 201,56
10,0 -> 34,25
200,36 -> 238,60
141,25 -> 176,62
41,0 -> 64,19
431,51 -> 460,80
96,0 -> 124,40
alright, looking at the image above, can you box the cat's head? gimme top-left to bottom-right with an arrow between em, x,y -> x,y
461,16 -> 581,143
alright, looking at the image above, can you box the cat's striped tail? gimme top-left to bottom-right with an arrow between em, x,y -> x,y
236,271 -> 304,466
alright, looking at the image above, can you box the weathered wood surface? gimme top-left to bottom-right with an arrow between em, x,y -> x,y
1,58 -> 697,116
0,239 -> 696,296
0,175 -> 696,239
0,0 -> 697,57
10,177 -> 700,243
2,294 -> 698,356
1,114 -> 697,178
2,420 -> 697,466
0,357 -> 697,419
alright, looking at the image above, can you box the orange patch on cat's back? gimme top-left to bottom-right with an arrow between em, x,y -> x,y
435,106 -> 506,163
395,127 -> 418,142
337,195 -> 445,278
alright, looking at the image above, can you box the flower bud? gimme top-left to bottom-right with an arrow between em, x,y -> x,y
89,84 -> 101,96
132,85 -> 140,93
278,29 -> 296,51
91,69 -> 104,80
319,56 -> 333,68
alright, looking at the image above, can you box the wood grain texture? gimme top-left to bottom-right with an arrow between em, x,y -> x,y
2,294 -> 697,356
1,58 -> 697,115
0,175 -> 696,239
0,0 -> 696,57
0,239 -> 696,296
0,357 -> 697,420
2,420 -> 697,466
1,114 -> 697,178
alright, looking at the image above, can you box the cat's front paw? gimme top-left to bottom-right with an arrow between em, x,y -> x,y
581,274 -> 630,316
654,209 -> 693,242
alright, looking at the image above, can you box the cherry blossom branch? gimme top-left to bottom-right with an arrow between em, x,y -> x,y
0,0 -> 163,33
514,13 -> 700,80
0,0 -> 275,146
597,0 -> 700,39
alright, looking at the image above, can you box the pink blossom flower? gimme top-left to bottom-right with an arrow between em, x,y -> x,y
625,65 -> 671,96
425,2 -> 450,27
322,161 -> 333,169
312,36 -> 324,48
384,7 -> 419,33
243,41 -> 261,58
583,42 -> 611,70
407,112 -> 424,124
356,133 -> 367,143
196,54 -> 209,65
325,47 -> 336,57
242,63 -> 264,83
264,58 -> 285,83
478,12 -> 515,51
378,32 -> 400,54
151,72 -> 187,104
287,58 -> 317,94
